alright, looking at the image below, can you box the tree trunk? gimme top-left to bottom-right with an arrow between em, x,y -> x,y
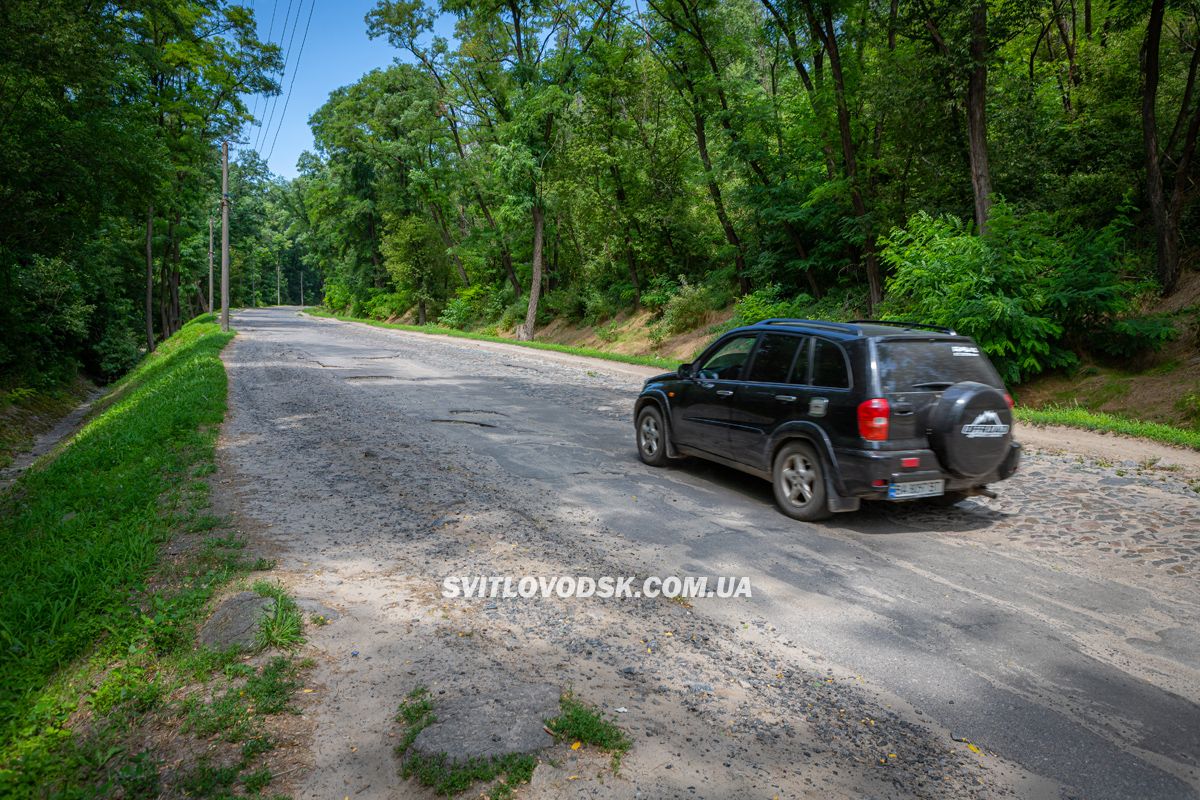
145,204 -> 155,353
692,108 -> 750,295
519,203 -> 545,341
610,164 -> 641,303
967,1 -> 994,235
1140,0 -> 1182,294
809,2 -> 881,308
430,203 -> 470,286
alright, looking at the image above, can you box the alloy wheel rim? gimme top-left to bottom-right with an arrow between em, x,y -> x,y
639,416 -> 659,456
780,454 -> 815,506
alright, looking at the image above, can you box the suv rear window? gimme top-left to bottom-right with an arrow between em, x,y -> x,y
877,340 -> 1001,393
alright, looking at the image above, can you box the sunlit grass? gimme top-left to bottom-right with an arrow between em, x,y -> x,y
0,316 -> 234,739
304,308 -> 679,370
1017,405 -> 1200,451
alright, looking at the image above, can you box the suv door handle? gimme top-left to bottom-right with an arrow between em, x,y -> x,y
775,395 -> 797,402
893,402 -> 915,415
715,389 -> 734,396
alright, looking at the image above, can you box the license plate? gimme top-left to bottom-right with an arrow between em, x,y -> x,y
888,479 -> 945,499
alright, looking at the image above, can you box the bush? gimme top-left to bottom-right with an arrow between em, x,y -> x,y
437,286 -> 489,329
655,278 -> 712,336
1092,315 -> 1177,359
640,275 -> 678,311
362,291 -> 412,321
93,324 -> 141,380
542,286 -> 587,322
881,202 -> 1153,384
732,285 -> 813,326
323,282 -> 353,313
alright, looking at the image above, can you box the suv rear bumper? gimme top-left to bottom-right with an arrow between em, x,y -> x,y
833,442 -> 1021,499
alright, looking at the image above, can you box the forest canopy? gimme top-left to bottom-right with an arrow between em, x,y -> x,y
2,0 -> 1197,392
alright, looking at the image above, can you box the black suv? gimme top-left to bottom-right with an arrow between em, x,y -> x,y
633,319 -> 1021,520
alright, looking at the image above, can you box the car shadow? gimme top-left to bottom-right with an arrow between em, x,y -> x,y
657,455 -> 1006,535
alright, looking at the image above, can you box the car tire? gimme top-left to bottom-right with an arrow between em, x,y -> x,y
636,406 -> 670,467
772,442 -> 832,521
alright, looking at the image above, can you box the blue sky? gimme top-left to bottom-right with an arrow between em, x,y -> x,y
236,0 -> 446,179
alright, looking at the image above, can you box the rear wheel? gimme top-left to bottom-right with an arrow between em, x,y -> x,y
772,442 -> 831,521
636,406 -> 670,467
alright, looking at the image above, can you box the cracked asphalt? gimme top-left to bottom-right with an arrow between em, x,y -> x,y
217,307 -> 1200,800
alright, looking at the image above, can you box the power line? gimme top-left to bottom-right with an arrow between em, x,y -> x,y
265,0 -> 317,165
254,0 -> 302,153
246,0 -> 282,129
252,0 -> 296,152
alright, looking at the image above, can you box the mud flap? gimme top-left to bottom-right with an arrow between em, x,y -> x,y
825,472 -> 860,513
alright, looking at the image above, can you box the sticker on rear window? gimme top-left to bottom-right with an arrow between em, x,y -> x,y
952,345 -> 980,357
962,410 -> 1009,438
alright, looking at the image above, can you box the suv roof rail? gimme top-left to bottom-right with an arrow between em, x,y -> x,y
759,318 -> 862,333
849,319 -> 957,335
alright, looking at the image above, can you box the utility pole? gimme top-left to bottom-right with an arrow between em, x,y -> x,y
300,271 -> 304,307
276,253 -> 281,306
220,141 -> 230,331
207,216 -> 214,314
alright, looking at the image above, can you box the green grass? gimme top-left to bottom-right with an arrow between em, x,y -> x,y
545,693 -> 631,772
304,308 -> 679,370
1017,405 -> 1200,451
0,316 -> 233,733
0,316 -> 312,798
251,581 -> 306,651
182,656 -> 305,742
394,687 -> 536,799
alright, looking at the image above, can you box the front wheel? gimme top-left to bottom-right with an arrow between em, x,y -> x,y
636,406 -> 670,467
772,442 -> 831,521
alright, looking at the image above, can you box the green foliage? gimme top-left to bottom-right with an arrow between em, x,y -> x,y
1092,315 -> 1178,359
546,694 -> 631,772
1016,406 -> 1200,450
0,319 -> 233,735
882,203 -> 1156,384
306,310 -> 677,369
251,583 -> 306,651
395,687 -> 536,797
732,285 -> 814,326
183,656 -> 304,742
655,279 -> 715,337
323,282 -> 355,313
363,291 -> 413,321
438,286 -> 490,329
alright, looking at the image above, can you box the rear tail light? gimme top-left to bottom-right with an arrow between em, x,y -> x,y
1004,392 -> 1014,409
858,398 -> 890,441
901,457 -> 920,469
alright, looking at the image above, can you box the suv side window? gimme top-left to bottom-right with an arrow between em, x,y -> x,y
695,335 -> 756,380
746,334 -> 805,384
811,338 -> 850,389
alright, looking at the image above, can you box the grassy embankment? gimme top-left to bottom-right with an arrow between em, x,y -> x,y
306,308 -> 1200,452
303,307 -> 678,370
0,314 -> 309,798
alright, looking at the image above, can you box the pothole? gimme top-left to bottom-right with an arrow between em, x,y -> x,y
430,419 -> 498,428
448,409 -> 508,417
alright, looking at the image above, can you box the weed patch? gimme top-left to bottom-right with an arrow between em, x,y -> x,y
546,693 -> 631,771
394,687 -> 536,799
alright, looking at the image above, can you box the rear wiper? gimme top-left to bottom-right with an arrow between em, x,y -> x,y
910,381 -> 954,390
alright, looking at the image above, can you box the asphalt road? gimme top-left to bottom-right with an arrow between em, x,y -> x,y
219,307 -> 1200,799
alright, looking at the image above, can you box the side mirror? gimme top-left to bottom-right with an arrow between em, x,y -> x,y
677,362 -> 693,379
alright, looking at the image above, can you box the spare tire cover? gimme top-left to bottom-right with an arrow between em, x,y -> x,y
928,381 -> 1013,479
